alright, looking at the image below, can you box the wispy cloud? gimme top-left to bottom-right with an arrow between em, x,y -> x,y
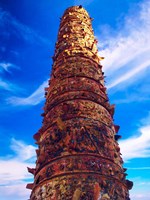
0,61 -> 20,92
0,78 -> 21,92
7,79 -> 48,106
0,138 -> 35,185
0,8 -> 50,96
119,125 -> 150,162
99,0 -> 150,89
0,78 -> 10,90
0,62 -> 19,73
0,138 -> 36,200
120,111 -> 150,200
129,177 -> 150,200
107,60 -> 150,89
10,138 -> 36,161
130,192 -> 150,200
0,183 -> 31,200
0,8 -> 49,46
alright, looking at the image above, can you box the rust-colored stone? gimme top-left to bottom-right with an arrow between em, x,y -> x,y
28,5 -> 133,200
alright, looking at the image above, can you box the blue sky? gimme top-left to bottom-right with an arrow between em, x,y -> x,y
0,0 -> 150,199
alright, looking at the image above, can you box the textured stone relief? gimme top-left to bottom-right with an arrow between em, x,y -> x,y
43,100 -> 113,128
34,155 -> 125,184
31,174 -> 129,200
28,5 -> 133,200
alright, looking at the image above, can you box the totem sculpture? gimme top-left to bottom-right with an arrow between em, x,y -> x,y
27,6 -> 133,200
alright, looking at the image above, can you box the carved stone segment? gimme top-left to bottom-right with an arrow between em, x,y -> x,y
30,174 -> 129,200
28,5 -> 133,200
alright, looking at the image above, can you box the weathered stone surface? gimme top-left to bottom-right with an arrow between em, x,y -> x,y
28,5 -> 133,200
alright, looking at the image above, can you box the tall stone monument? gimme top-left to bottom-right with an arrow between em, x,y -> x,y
27,6 -> 133,200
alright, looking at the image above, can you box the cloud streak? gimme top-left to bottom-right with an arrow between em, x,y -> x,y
0,8 -> 50,96
7,80 -> 48,106
0,78 -> 21,93
129,177 -> 150,200
0,138 -> 36,200
119,125 -> 150,162
99,0 -> 150,89
130,192 -> 150,200
107,59 -> 150,89
0,183 -> 31,200
10,138 -> 36,161
0,62 -> 18,73
0,62 -> 21,92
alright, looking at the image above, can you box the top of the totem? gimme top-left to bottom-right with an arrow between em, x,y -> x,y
62,5 -> 90,18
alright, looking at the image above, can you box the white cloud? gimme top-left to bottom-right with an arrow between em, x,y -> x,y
10,138 -> 36,161
0,8 -> 50,96
119,125 -> 150,162
0,78 -> 21,92
120,121 -> 150,200
107,59 -> 150,89
0,183 -> 31,200
0,138 -> 36,200
129,177 -> 150,200
0,61 -> 19,91
0,78 -> 10,90
0,62 -> 21,92
0,159 -> 33,185
0,62 -> 18,73
99,0 -> 150,89
130,193 -> 150,200
7,79 -> 48,106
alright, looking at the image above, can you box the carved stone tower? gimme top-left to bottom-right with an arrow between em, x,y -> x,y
27,6 -> 133,200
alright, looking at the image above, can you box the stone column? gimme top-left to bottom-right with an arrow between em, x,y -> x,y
27,6 -> 133,200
